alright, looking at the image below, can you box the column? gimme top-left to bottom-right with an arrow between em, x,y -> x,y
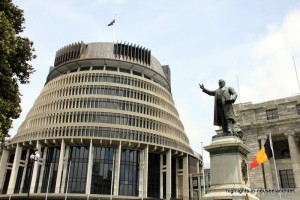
19,150 -> 29,193
160,154 -> 164,199
60,145 -> 70,193
113,142 -> 122,195
86,140 -> 93,194
30,142 -> 42,193
284,130 -> 300,187
0,149 -> 9,191
189,175 -> 193,199
55,139 -> 66,193
143,145 -> 149,198
37,147 -> 48,193
198,174 -> 201,200
166,149 -> 171,200
7,143 -> 22,194
182,155 -> 189,200
258,135 -> 274,188
139,145 -> 149,198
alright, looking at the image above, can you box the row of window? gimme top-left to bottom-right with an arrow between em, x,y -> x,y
45,72 -> 171,102
38,85 -> 177,116
266,105 -> 300,120
3,146 -> 194,197
13,127 -> 191,153
29,98 -> 183,129
25,112 -> 184,140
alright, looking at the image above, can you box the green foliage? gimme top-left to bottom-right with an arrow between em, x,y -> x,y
0,0 -> 36,146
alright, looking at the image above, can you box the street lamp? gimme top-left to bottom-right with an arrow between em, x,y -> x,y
27,150 -> 40,199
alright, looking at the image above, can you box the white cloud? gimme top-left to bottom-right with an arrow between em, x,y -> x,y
242,9 -> 300,103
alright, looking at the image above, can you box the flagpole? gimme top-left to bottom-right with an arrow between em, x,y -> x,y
293,57 -> 300,94
269,132 -> 282,199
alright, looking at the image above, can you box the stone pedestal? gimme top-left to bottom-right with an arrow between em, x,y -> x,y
203,136 -> 259,200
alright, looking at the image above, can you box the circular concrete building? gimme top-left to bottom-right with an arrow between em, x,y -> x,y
0,42 -> 202,200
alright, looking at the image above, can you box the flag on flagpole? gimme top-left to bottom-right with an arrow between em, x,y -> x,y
108,19 -> 115,26
250,137 -> 273,170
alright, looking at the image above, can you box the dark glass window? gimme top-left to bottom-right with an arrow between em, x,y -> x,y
80,66 -> 90,71
92,66 -> 104,70
171,158 -> 176,198
132,71 -> 142,77
1,169 -> 11,194
41,147 -> 61,193
14,166 -> 24,193
120,68 -> 130,73
273,140 -> 290,159
21,150 -> 27,160
266,109 -> 278,120
8,153 -> 15,163
163,172 -> 166,199
91,147 -> 115,194
70,68 -> 78,73
148,153 -> 160,198
296,104 -> 300,115
189,156 -> 198,174
65,146 -> 89,193
119,149 -> 139,196
106,66 -> 117,71
144,75 -> 151,80
280,169 -> 295,188
22,149 -> 34,193
178,157 -> 183,169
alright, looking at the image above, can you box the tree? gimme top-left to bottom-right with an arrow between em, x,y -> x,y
0,0 -> 36,147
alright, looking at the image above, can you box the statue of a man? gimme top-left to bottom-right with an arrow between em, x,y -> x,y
199,79 -> 238,134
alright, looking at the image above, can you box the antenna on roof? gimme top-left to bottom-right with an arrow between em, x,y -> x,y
293,57 -> 300,94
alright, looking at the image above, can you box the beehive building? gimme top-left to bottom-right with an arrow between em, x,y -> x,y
0,42 -> 202,200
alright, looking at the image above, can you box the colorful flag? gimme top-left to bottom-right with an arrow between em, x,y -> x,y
108,19 -> 115,26
250,137 -> 273,170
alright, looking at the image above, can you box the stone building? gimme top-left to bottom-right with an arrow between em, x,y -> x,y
0,41 -> 202,200
234,95 -> 300,189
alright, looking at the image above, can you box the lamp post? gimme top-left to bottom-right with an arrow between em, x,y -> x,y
27,150 -> 40,199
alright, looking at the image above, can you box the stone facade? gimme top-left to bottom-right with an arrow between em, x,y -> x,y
234,95 -> 300,189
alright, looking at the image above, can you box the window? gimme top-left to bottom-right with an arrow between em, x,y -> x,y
65,146 -> 89,193
148,153 -> 160,198
106,66 -> 117,71
41,147 -> 61,193
296,104 -> 300,115
91,147 -> 114,194
266,109 -> 278,120
80,66 -> 90,71
120,68 -> 130,73
280,169 -> 295,188
132,71 -> 142,76
119,150 -> 140,196
70,68 -> 78,73
92,66 -> 104,70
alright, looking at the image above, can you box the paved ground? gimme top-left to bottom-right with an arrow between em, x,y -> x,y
258,188 -> 299,200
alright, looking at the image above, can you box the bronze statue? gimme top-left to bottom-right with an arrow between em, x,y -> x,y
199,79 -> 238,134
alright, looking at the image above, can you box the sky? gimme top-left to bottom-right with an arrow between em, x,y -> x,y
10,0 -> 300,166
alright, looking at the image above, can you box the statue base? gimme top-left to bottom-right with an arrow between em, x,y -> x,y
203,136 -> 259,200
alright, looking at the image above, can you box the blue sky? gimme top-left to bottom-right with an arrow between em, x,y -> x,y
11,0 -> 300,165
